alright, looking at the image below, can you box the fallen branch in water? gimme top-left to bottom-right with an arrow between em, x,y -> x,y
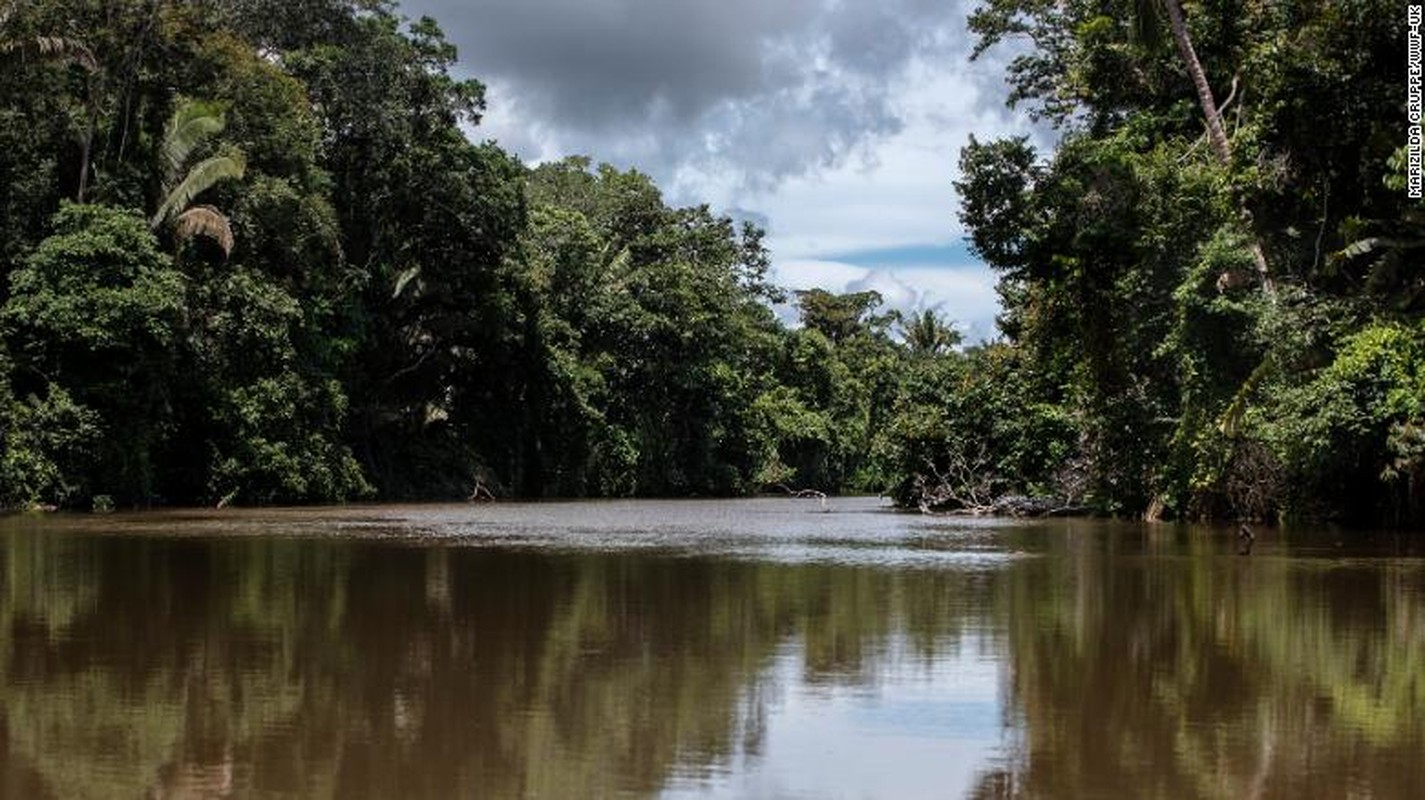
915,448 -> 997,515
772,483 -> 829,511
912,449 -> 1093,517
1237,522 -> 1256,555
774,483 -> 827,500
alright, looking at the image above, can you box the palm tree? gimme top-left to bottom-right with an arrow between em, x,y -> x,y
1141,0 -> 1275,296
898,309 -> 962,356
149,100 -> 245,256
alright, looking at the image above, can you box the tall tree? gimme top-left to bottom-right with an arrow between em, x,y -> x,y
1152,0 -> 1275,295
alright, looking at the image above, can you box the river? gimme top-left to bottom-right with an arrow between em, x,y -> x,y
0,497 -> 1419,798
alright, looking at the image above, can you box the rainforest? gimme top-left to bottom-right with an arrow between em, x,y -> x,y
0,0 -> 1420,529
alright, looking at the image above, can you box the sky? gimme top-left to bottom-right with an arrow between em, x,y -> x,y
397,0 -> 1046,340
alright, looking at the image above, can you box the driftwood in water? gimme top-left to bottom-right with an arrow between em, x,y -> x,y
772,484 -> 829,511
774,483 -> 827,500
913,451 -> 1088,518
1237,523 -> 1256,555
468,479 -> 496,502
915,452 -> 996,515
919,492 -> 1089,518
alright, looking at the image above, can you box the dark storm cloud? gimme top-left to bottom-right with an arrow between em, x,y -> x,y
400,0 -> 976,183
422,0 -> 814,128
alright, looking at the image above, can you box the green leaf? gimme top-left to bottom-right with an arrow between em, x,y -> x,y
160,100 -> 228,184
151,153 -> 245,229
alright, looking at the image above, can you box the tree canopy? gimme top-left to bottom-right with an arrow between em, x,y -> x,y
0,0 -> 1415,527
0,0 -> 940,508
937,0 -> 1420,525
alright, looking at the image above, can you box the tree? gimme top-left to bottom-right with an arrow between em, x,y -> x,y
149,100 -> 246,256
2,203 -> 185,505
970,0 -> 1276,295
2,0 -> 869,506
0,1 -> 99,202
951,0 -> 1411,523
795,289 -> 892,345
897,309 -> 961,356
1151,0 -> 1275,296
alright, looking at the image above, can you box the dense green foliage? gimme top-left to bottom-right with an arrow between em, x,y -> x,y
916,0 -> 1422,525
0,0 -> 933,508
0,0 -> 1415,527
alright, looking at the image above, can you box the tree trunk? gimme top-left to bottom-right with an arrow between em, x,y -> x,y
77,72 -> 99,203
1162,0 -> 1276,296
77,108 -> 94,203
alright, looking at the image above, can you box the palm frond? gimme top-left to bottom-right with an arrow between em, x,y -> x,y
0,33 -> 97,72
161,100 -> 227,184
151,152 -> 245,228
1337,237 -> 1383,260
899,309 -> 961,354
35,35 -> 96,71
174,205 -> 235,256
392,265 -> 421,299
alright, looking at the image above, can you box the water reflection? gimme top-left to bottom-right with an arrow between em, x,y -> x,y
975,525 -> 1425,800
0,504 -> 1418,799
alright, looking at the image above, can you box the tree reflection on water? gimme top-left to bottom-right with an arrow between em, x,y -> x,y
0,514 -> 1419,799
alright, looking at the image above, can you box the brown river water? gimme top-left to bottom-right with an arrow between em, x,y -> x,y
0,497 -> 1419,799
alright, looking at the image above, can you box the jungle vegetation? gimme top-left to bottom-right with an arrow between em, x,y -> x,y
0,0 -> 1418,527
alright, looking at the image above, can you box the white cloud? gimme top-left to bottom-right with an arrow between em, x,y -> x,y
774,259 -> 874,290
417,0 -> 1047,342
773,259 -> 1001,342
